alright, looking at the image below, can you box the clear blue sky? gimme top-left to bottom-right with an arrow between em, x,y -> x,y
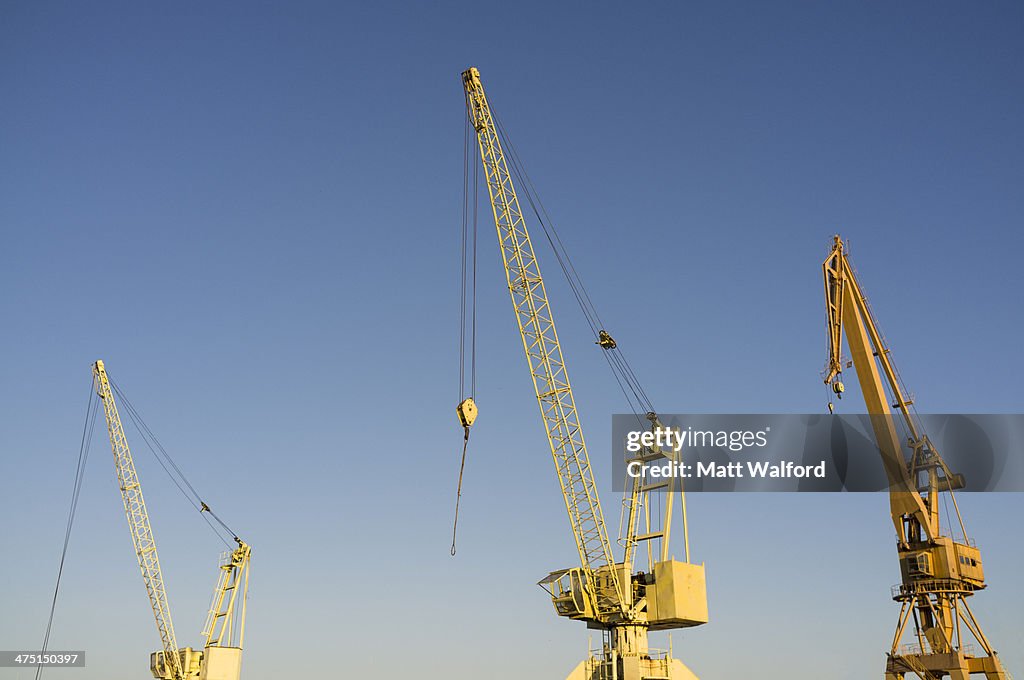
2,2 -> 1022,679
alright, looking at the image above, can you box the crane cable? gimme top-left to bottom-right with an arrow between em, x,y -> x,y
450,428 -> 470,556
110,378 -> 238,548
451,99 -> 661,554
37,374 -> 245,678
452,116 -> 479,556
493,109 -> 654,424
829,249 -> 972,542
34,382 -> 100,680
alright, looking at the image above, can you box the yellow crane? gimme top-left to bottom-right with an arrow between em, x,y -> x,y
461,67 -> 707,680
93,360 -> 251,680
821,237 -> 1009,679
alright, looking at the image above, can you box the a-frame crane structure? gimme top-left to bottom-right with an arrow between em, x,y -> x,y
461,67 -> 707,680
821,237 -> 1009,680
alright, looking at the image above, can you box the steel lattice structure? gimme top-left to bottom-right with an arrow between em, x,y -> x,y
462,68 -> 624,616
94,360 -> 183,679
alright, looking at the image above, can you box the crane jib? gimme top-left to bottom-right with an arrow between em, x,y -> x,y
93,360 -> 183,679
461,67 -> 625,616
820,237 -> 1009,677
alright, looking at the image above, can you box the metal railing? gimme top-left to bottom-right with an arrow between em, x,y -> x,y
891,578 -> 976,600
894,642 -> 977,657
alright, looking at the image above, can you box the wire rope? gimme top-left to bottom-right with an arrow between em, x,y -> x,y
35,382 -> 99,680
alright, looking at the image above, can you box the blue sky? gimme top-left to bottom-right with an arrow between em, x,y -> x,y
1,2 -> 1022,678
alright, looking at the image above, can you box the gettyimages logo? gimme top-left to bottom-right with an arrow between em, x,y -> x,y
612,414 -> 1020,493
625,424 -> 770,454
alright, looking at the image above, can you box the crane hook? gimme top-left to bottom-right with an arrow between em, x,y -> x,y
451,399 -> 478,556
831,373 -> 845,399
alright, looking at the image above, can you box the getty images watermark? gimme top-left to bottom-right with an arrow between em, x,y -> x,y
611,414 -> 1024,492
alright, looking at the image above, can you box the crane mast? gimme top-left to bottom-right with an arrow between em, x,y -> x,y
822,236 -> 1009,680
462,67 -> 706,680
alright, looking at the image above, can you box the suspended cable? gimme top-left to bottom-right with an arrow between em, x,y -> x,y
599,348 -> 647,430
110,379 -> 236,548
450,428 -> 470,556
35,381 -> 99,680
471,139 -> 479,398
494,112 -> 601,335
452,115 -> 479,555
838,249 -> 973,545
459,117 -> 470,402
491,107 -> 655,417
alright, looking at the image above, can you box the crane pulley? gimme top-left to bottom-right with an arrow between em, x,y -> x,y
93,360 -> 184,679
450,398 -> 477,555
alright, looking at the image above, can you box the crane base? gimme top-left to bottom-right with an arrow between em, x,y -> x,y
886,650 -> 1009,679
567,654 -> 698,680
150,647 -> 242,680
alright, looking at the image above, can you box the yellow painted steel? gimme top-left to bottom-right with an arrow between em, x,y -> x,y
93,359 -> 184,680
462,66 -> 624,616
456,397 -> 478,429
202,542 -> 251,650
93,360 -> 250,680
822,237 -> 1009,679
462,67 -> 706,680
